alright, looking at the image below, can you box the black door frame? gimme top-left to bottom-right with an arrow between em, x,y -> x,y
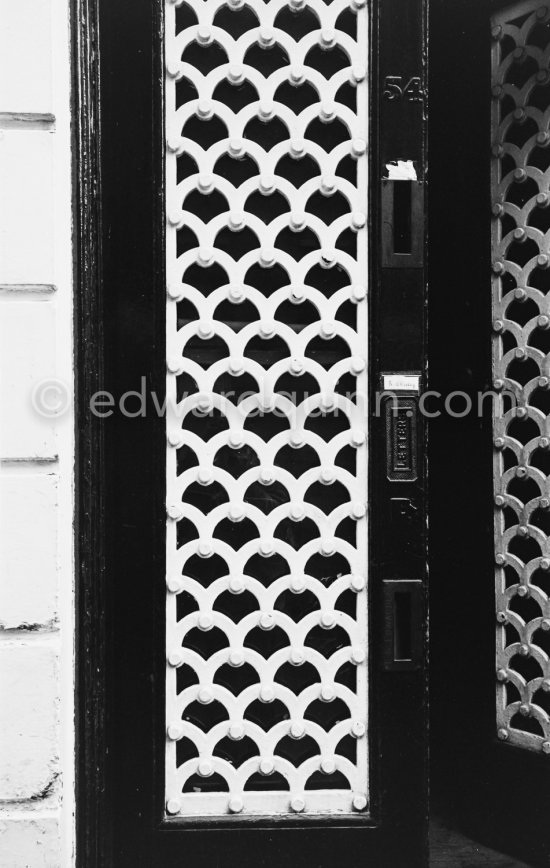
73,0 -> 429,864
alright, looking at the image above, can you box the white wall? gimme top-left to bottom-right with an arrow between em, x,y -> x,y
0,1 -> 74,865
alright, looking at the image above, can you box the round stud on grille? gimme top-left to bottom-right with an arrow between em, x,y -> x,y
352,138 -> 367,157
290,721 -> 305,739
540,497 -> 550,509
493,320 -> 504,332
167,209 -> 182,227
260,685 -> 275,703
320,176 -> 336,196
492,261 -> 505,275
289,358 -> 304,376
351,502 -> 367,520
228,64 -> 244,84
351,356 -> 366,374
537,70 -> 550,86
167,650 -> 184,668
514,109 -> 527,125
321,250 -> 337,268
352,284 -> 367,302
495,554 -> 506,566
518,526 -> 529,538
166,798 -> 181,815
290,797 -> 305,813
352,647 -> 366,664
229,212 -> 245,232
259,248 -> 276,267
351,430 -> 366,447
167,282 -> 184,300
516,407 -> 527,419
259,541 -> 274,557
353,794 -> 368,812
321,394 -> 336,412
538,315 -> 550,330
320,540 -> 335,556
229,722 -> 245,740
229,575 -> 245,594
537,131 -> 550,147
196,24 -> 212,45
290,213 -> 306,232
514,287 -> 527,300
520,703 -> 530,717
290,139 -> 306,159
514,167 -> 527,182
290,286 -> 305,303
515,465 -> 527,476
514,227 -> 527,242
198,760 -> 214,777
197,247 -> 214,266
197,541 -> 213,558
319,467 -> 334,485
167,504 -> 184,520
259,758 -> 275,775
197,395 -> 212,414
259,613 -> 275,630
517,584 -> 529,597
320,28 -> 336,48
351,574 -> 366,592
290,576 -> 306,594
496,611 -> 507,624
197,687 -> 214,705
289,504 -> 305,522
229,797 -> 244,814
351,720 -> 366,738
167,355 -> 182,373
515,347 -> 527,361
542,558 -> 550,570
320,321 -> 336,339
542,679 -> 550,693
196,99 -> 213,120
228,431 -> 244,449
494,437 -> 505,449
289,431 -> 304,448
352,65 -> 367,84
519,643 -> 530,656
197,467 -> 213,485
228,356 -> 245,376
229,649 -> 245,667
542,618 -> 550,631
496,668 -> 508,682
543,741 -> 550,754
228,139 -> 245,158
352,0 -> 367,8
352,211 -> 367,230
320,685 -> 335,702
259,468 -> 274,485
289,0 -> 306,9
497,728 -> 509,741
492,143 -> 504,158
258,101 -> 274,121
198,613 -> 214,632
513,46 -> 526,61
494,495 -> 505,508
492,84 -> 504,99
258,27 -> 274,47
228,504 -> 245,523
166,59 -> 180,79
289,66 -> 305,86
167,576 -> 183,594
492,203 -> 504,217
538,254 -> 550,268
228,285 -> 245,304
167,431 -> 183,448
290,647 -> 304,664
167,722 -> 184,741
320,612 -> 335,629
491,24 -> 503,40
321,758 -> 336,774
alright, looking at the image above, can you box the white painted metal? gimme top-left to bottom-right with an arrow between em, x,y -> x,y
165,0 -> 369,815
491,0 -> 550,754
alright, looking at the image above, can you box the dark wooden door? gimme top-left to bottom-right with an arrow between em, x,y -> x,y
430,1 -> 550,865
74,0 -> 429,865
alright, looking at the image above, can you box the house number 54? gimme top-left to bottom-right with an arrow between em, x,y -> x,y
383,76 -> 425,103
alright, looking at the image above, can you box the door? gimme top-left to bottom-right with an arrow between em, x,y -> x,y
430,0 -> 550,865
74,0 -> 428,865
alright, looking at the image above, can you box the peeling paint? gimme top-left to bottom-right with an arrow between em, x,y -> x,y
385,159 -> 418,180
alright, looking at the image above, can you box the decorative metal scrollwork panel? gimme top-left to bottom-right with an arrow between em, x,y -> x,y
165,0 -> 369,816
492,0 -> 550,754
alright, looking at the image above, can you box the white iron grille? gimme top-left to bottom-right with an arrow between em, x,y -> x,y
491,0 -> 550,754
165,0 -> 370,816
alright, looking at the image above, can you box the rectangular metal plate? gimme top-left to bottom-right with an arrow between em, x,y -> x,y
385,398 -> 418,482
